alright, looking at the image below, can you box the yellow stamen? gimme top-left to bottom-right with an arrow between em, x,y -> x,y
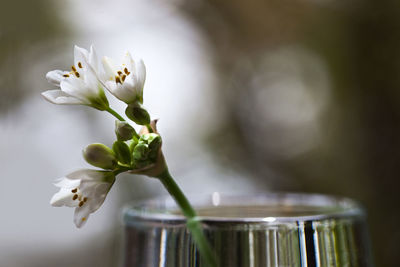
117,71 -> 123,76
82,217 -> 86,221
71,66 -> 77,72
78,62 -> 83,68
63,74 -> 70,78
75,71 -> 80,78
124,67 -> 130,75
115,76 -> 122,84
121,74 -> 126,82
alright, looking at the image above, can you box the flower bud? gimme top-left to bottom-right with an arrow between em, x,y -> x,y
115,121 -> 136,141
83,143 -> 117,170
125,103 -> 150,125
132,143 -> 149,161
140,133 -> 162,160
113,141 -> 132,165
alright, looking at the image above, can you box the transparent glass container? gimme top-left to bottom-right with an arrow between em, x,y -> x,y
122,193 -> 373,267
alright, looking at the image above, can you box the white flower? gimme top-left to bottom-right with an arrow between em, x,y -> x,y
42,45 -> 109,110
102,52 -> 146,104
50,169 -> 115,228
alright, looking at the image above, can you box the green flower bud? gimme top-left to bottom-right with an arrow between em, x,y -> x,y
125,104 -> 150,125
113,141 -> 132,165
132,143 -> 149,161
129,138 -> 138,152
140,133 -> 162,160
83,143 -> 117,170
115,121 -> 136,141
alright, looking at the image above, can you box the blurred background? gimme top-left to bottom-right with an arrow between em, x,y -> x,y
1,0 -> 399,266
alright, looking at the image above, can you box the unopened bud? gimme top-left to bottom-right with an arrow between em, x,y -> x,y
83,143 -> 117,170
140,133 -> 162,160
115,121 -> 136,141
113,141 -> 132,165
132,143 -> 149,161
125,104 -> 150,125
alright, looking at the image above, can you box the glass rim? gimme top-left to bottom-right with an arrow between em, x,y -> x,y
123,192 -> 365,225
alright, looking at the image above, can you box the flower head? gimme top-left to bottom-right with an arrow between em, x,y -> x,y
50,169 -> 115,228
102,52 -> 146,104
42,45 -> 109,110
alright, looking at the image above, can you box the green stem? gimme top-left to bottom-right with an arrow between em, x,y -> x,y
106,107 -> 125,121
156,169 -> 217,267
157,169 -> 196,218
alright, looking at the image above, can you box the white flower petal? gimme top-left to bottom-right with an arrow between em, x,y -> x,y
60,78 -> 92,103
105,80 -> 136,103
80,170 -> 111,182
41,90 -> 86,105
123,52 -> 135,74
79,181 -> 112,199
46,70 -> 69,87
94,182 -> 112,198
87,197 -> 106,214
89,45 -> 100,73
136,59 -> 146,91
102,56 -> 117,80
86,46 -> 108,87
104,80 -> 118,94
74,45 -> 89,67
54,177 -> 80,188
74,205 -> 91,228
50,187 -> 79,207
79,181 -> 101,194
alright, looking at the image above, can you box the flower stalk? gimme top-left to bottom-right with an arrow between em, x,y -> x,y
106,107 -> 126,122
156,168 -> 217,266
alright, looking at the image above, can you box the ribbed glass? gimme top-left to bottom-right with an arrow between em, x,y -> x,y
122,193 -> 373,267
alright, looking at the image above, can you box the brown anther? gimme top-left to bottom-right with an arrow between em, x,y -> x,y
79,201 -> 84,207
121,74 -> 126,82
82,217 -> 86,221
124,67 -> 129,75
72,194 -> 78,200
78,62 -> 83,68
71,188 -> 78,193
115,76 -> 122,84
71,65 -> 77,72
83,197 -> 88,202
117,71 -> 123,76
75,71 -> 80,78
63,74 -> 70,78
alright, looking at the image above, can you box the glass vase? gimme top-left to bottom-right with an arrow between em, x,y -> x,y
122,193 -> 373,267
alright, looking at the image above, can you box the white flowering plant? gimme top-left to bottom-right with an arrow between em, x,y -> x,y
43,45 -> 216,266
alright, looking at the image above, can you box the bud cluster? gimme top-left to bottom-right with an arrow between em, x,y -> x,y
133,133 -> 162,168
82,121 -> 162,173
